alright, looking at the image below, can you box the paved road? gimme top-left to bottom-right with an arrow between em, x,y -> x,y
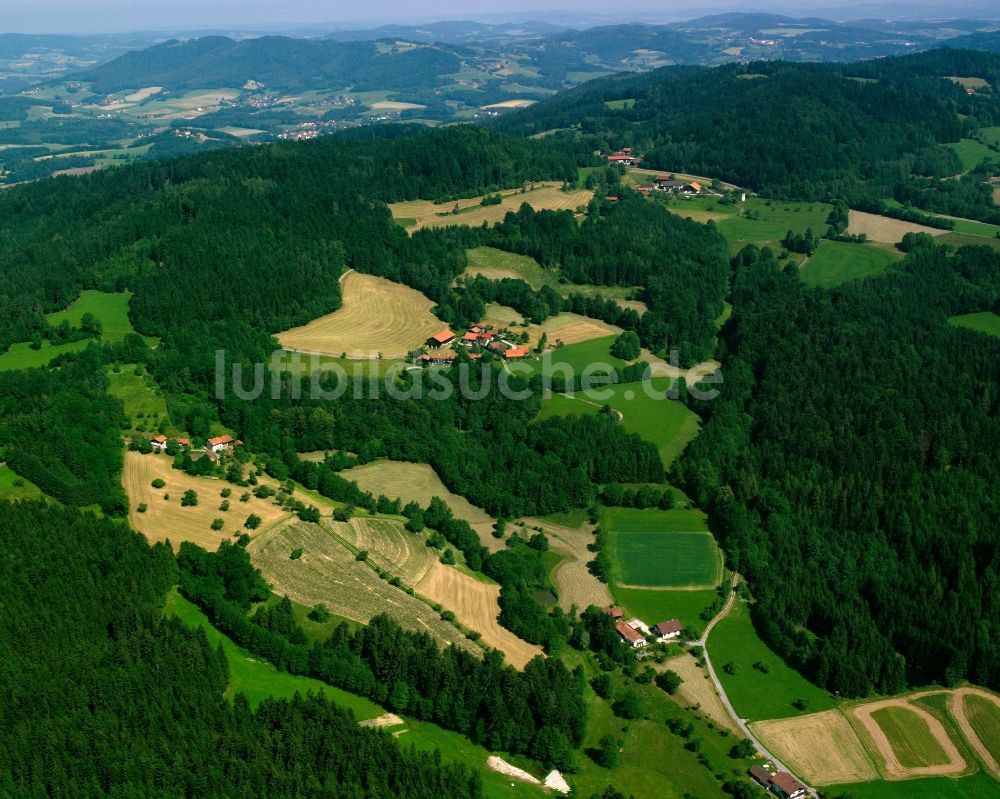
695,573 -> 817,796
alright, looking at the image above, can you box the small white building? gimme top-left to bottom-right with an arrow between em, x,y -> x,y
151,434 -> 168,452
653,619 -> 682,642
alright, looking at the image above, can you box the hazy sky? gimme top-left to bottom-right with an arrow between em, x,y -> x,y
2,0 -> 762,34
1,0 -> 995,33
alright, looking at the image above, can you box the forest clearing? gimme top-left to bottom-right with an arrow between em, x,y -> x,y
276,272 -> 443,358
845,210 -> 949,243
342,460 -> 500,549
124,451 -> 291,549
247,519 -> 479,654
390,183 -> 593,231
416,561 -> 544,668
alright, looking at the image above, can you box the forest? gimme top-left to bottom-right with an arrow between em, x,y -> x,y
0,500 -> 487,798
496,48 -> 1000,220
674,239 -> 1000,695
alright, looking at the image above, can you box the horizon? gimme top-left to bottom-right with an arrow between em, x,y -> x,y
3,1 -> 1000,35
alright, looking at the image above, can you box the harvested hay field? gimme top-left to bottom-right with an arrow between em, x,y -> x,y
416,561 -> 543,668
340,517 -> 436,585
527,313 -> 620,347
390,183 -> 593,232
276,272 -> 443,359
662,654 -> 736,732
846,210 -> 949,244
342,460 -> 500,551
124,452 -> 291,549
248,520 -> 478,654
516,517 -> 612,611
851,697 -> 966,779
952,687 -> 1000,780
751,710 -> 877,785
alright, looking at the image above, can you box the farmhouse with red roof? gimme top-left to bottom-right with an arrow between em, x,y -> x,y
615,621 -> 647,648
426,329 -> 456,348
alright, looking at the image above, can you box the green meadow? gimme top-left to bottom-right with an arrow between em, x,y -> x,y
964,694 -> 1000,764
870,705 -> 950,768
47,289 -> 155,344
0,290 -> 156,372
601,506 -> 721,589
166,588 -> 381,715
0,465 -> 47,502
604,98 -> 636,110
827,773 -> 999,799
612,586 -> 720,631
537,375 -> 700,467
707,599 -> 836,721
949,312 -> 1000,339
947,139 -> 997,172
106,364 -> 173,434
800,240 -> 900,288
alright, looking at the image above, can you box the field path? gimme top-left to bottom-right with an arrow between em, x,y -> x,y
949,687 -> 1000,779
851,697 -> 966,779
698,575 -> 816,793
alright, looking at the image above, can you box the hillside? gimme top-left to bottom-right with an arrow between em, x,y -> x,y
497,47 -> 1000,219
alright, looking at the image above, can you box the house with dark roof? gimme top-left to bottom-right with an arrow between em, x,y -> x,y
653,619 -> 682,641
748,765 -> 771,788
768,772 -> 807,799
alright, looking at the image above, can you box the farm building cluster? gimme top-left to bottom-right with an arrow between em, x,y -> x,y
606,606 -> 682,648
748,766 -> 807,799
149,434 -> 241,457
635,174 -> 704,197
418,326 -> 531,365
606,147 -> 640,166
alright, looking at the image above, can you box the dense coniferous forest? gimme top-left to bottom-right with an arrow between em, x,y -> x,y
496,49 -> 1000,219
675,240 -> 1000,695
0,501 -> 486,798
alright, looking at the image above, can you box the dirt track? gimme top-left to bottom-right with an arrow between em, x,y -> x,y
851,697 -> 967,779
949,687 -> 1000,780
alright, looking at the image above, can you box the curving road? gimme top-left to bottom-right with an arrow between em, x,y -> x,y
694,573 -> 816,796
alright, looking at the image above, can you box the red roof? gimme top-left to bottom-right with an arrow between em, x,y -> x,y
420,351 -> 458,361
151,435 -> 167,444
769,772 -> 806,795
607,154 -> 632,161
688,181 -> 702,192
428,329 -> 455,344
176,438 -> 190,446
655,619 -> 682,636
462,331 -> 479,341
615,621 -> 644,644
607,606 -> 624,619
208,435 -> 234,447
503,346 -> 531,359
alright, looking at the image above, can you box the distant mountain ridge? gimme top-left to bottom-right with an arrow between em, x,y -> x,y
76,36 -> 462,93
